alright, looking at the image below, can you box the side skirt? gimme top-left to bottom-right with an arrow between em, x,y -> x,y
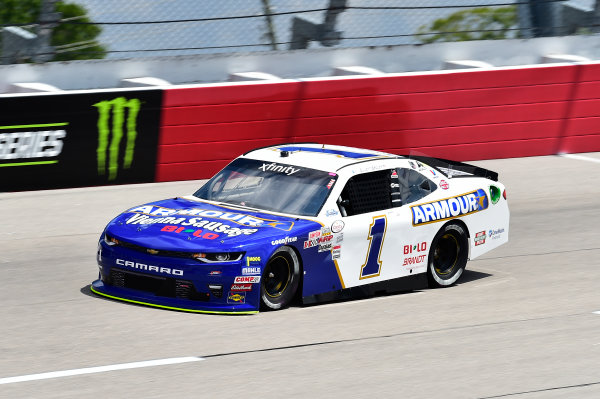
301,273 -> 428,306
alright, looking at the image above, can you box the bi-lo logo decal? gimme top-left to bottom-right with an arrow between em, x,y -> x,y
403,242 -> 427,266
411,189 -> 488,226
94,97 -> 141,181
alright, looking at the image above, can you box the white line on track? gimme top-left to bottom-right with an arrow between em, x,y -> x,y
593,311 -> 600,315
560,153 -> 600,164
0,356 -> 204,385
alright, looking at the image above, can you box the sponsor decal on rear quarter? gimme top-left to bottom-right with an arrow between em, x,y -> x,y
475,231 -> 486,246
411,189 -> 488,226
488,228 -> 505,240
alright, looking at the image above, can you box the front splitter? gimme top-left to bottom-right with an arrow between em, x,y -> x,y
91,280 -> 259,315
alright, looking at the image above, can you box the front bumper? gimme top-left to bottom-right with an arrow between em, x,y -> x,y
92,240 -> 261,314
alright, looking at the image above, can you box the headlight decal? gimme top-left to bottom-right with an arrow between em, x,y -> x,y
193,252 -> 244,263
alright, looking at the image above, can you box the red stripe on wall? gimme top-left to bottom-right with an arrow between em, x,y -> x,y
162,100 -> 296,125
156,160 -> 231,182
559,134 -> 600,153
156,63 -> 599,182
159,138 -> 284,164
159,120 -> 291,145
296,84 -> 572,118
163,82 -> 301,106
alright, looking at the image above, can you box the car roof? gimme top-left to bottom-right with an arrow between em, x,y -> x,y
242,143 -> 403,172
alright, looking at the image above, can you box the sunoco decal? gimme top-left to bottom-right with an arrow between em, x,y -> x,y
411,189 -> 488,226
227,292 -> 246,303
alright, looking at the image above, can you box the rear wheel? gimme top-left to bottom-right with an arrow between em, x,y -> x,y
428,223 -> 468,287
260,246 -> 300,310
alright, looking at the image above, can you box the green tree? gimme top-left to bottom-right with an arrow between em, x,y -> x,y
52,2 -> 106,60
0,0 -> 106,61
416,6 -> 518,44
0,0 -> 39,25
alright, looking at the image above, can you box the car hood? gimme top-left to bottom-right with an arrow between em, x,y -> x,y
104,197 -> 319,251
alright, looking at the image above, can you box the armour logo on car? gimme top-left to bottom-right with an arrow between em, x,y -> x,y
411,189 -> 488,226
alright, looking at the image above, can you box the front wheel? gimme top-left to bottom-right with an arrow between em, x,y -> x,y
260,246 -> 300,310
428,223 -> 469,287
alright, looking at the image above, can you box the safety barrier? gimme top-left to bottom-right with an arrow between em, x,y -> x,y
560,63 -> 600,153
2,62 -> 600,190
157,62 -> 600,182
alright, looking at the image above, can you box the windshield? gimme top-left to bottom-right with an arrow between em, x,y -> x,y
193,158 -> 338,216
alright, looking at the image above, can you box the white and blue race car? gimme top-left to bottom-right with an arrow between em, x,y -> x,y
92,144 -> 509,314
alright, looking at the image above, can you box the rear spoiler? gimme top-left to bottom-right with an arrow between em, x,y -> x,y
405,155 -> 498,182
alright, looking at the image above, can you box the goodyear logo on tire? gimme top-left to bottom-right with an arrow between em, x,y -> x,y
411,189 -> 488,226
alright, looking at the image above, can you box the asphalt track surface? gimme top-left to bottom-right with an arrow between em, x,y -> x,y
1,153 -> 600,399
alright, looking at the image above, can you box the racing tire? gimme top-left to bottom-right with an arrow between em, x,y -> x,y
427,223 -> 468,287
260,246 -> 300,311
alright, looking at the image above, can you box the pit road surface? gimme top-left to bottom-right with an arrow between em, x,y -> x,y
1,153 -> 599,398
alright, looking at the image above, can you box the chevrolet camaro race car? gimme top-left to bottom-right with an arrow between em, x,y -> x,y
92,144 -> 509,314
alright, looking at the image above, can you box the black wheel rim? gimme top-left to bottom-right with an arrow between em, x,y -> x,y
264,255 -> 291,298
433,233 -> 460,276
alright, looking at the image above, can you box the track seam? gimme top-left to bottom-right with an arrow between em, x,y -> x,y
475,381 -> 600,398
201,312 -> 589,359
475,246 -> 600,261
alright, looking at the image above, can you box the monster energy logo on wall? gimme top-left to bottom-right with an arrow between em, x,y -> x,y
94,97 -> 141,181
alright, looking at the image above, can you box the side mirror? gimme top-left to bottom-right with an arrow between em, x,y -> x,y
337,197 -> 350,217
